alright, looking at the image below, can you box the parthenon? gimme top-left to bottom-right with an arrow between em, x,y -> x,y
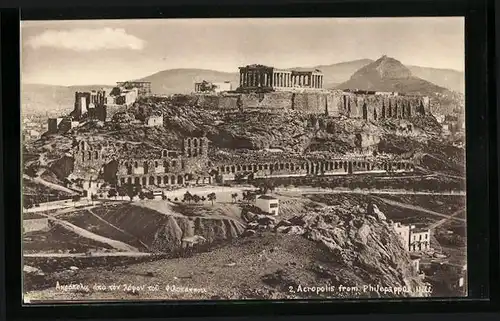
238,64 -> 323,91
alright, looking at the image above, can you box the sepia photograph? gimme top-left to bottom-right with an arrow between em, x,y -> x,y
20,17 -> 466,303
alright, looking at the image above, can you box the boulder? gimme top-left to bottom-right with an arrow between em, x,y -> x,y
276,219 -> 292,228
367,203 -> 386,221
241,229 -> 256,237
23,265 -> 40,274
257,215 -> 276,226
276,226 -> 289,233
285,226 -> 306,235
355,224 -> 372,245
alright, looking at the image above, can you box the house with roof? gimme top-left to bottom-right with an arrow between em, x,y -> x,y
255,195 -> 279,216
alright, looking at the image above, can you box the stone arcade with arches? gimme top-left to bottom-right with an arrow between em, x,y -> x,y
115,136 -> 213,188
215,157 -> 415,181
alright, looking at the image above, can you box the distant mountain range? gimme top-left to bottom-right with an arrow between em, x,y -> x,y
21,58 -> 464,116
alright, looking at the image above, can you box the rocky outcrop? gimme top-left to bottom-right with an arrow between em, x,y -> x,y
151,215 -> 246,253
242,203 -> 429,298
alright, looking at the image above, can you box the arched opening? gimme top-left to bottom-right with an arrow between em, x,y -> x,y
258,164 -> 263,170
94,151 -> 99,159
142,177 -> 147,185
134,161 -> 138,168
171,175 -> 176,184
87,151 -> 92,160
157,176 -> 162,185
164,161 -> 169,172
193,139 -> 198,147
149,176 -> 154,185
187,138 -> 191,147
280,163 -> 284,170
231,166 -> 235,173
80,141 -> 85,150
177,175 -> 184,185
373,108 -> 378,121
155,161 -> 158,168
237,165 -> 241,172
164,176 -> 169,184
144,162 -> 149,174
362,102 -> 368,120
81,153 -> 85,162
381,102 -> 386,118
127,165 -> 132,175
162,150 -> 168,157
127,177 -> 132,185
243,165 -> 247,171
388,101 -> 393,118
348,162 -> 353,174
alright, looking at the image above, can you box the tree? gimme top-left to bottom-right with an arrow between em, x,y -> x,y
162,195 -> 167,200
139,193 -> 146,200
118,186 -> 127,200
72,195 -> 81,205
108,189 -> 117,199
174,197 -> 179,202
126,183 -> 138,201
193,194 -> 201,204
231,193 -> 238,203
201,196 -> 206,202
183,191 -> 193,203
207,192 -> 216,206
23,197 -> 34,209
90,194 -> 98,205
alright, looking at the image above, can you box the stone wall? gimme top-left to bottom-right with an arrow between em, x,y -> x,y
339,93 -> 429,120
192,91 -> 429,120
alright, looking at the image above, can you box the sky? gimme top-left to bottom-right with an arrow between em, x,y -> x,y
21,17 -> 465,86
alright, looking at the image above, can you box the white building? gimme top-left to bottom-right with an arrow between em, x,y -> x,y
410,254 -> 421,272
410,227 -> 431,252
145,114 -> 163,127
392,222 -> 431,253
393,222 -> 411,251
255,195 -> 279,216
435,114 -> 446,123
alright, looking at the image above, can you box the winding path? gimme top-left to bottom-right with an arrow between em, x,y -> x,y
86,207 -> 151,251
34,212 -> 139,252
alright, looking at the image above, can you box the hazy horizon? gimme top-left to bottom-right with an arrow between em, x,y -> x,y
21,17 -> 465,86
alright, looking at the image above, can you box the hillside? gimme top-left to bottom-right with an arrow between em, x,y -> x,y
24,198 -> 429,300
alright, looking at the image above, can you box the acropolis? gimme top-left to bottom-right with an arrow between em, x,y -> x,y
238,64 -> 324,91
